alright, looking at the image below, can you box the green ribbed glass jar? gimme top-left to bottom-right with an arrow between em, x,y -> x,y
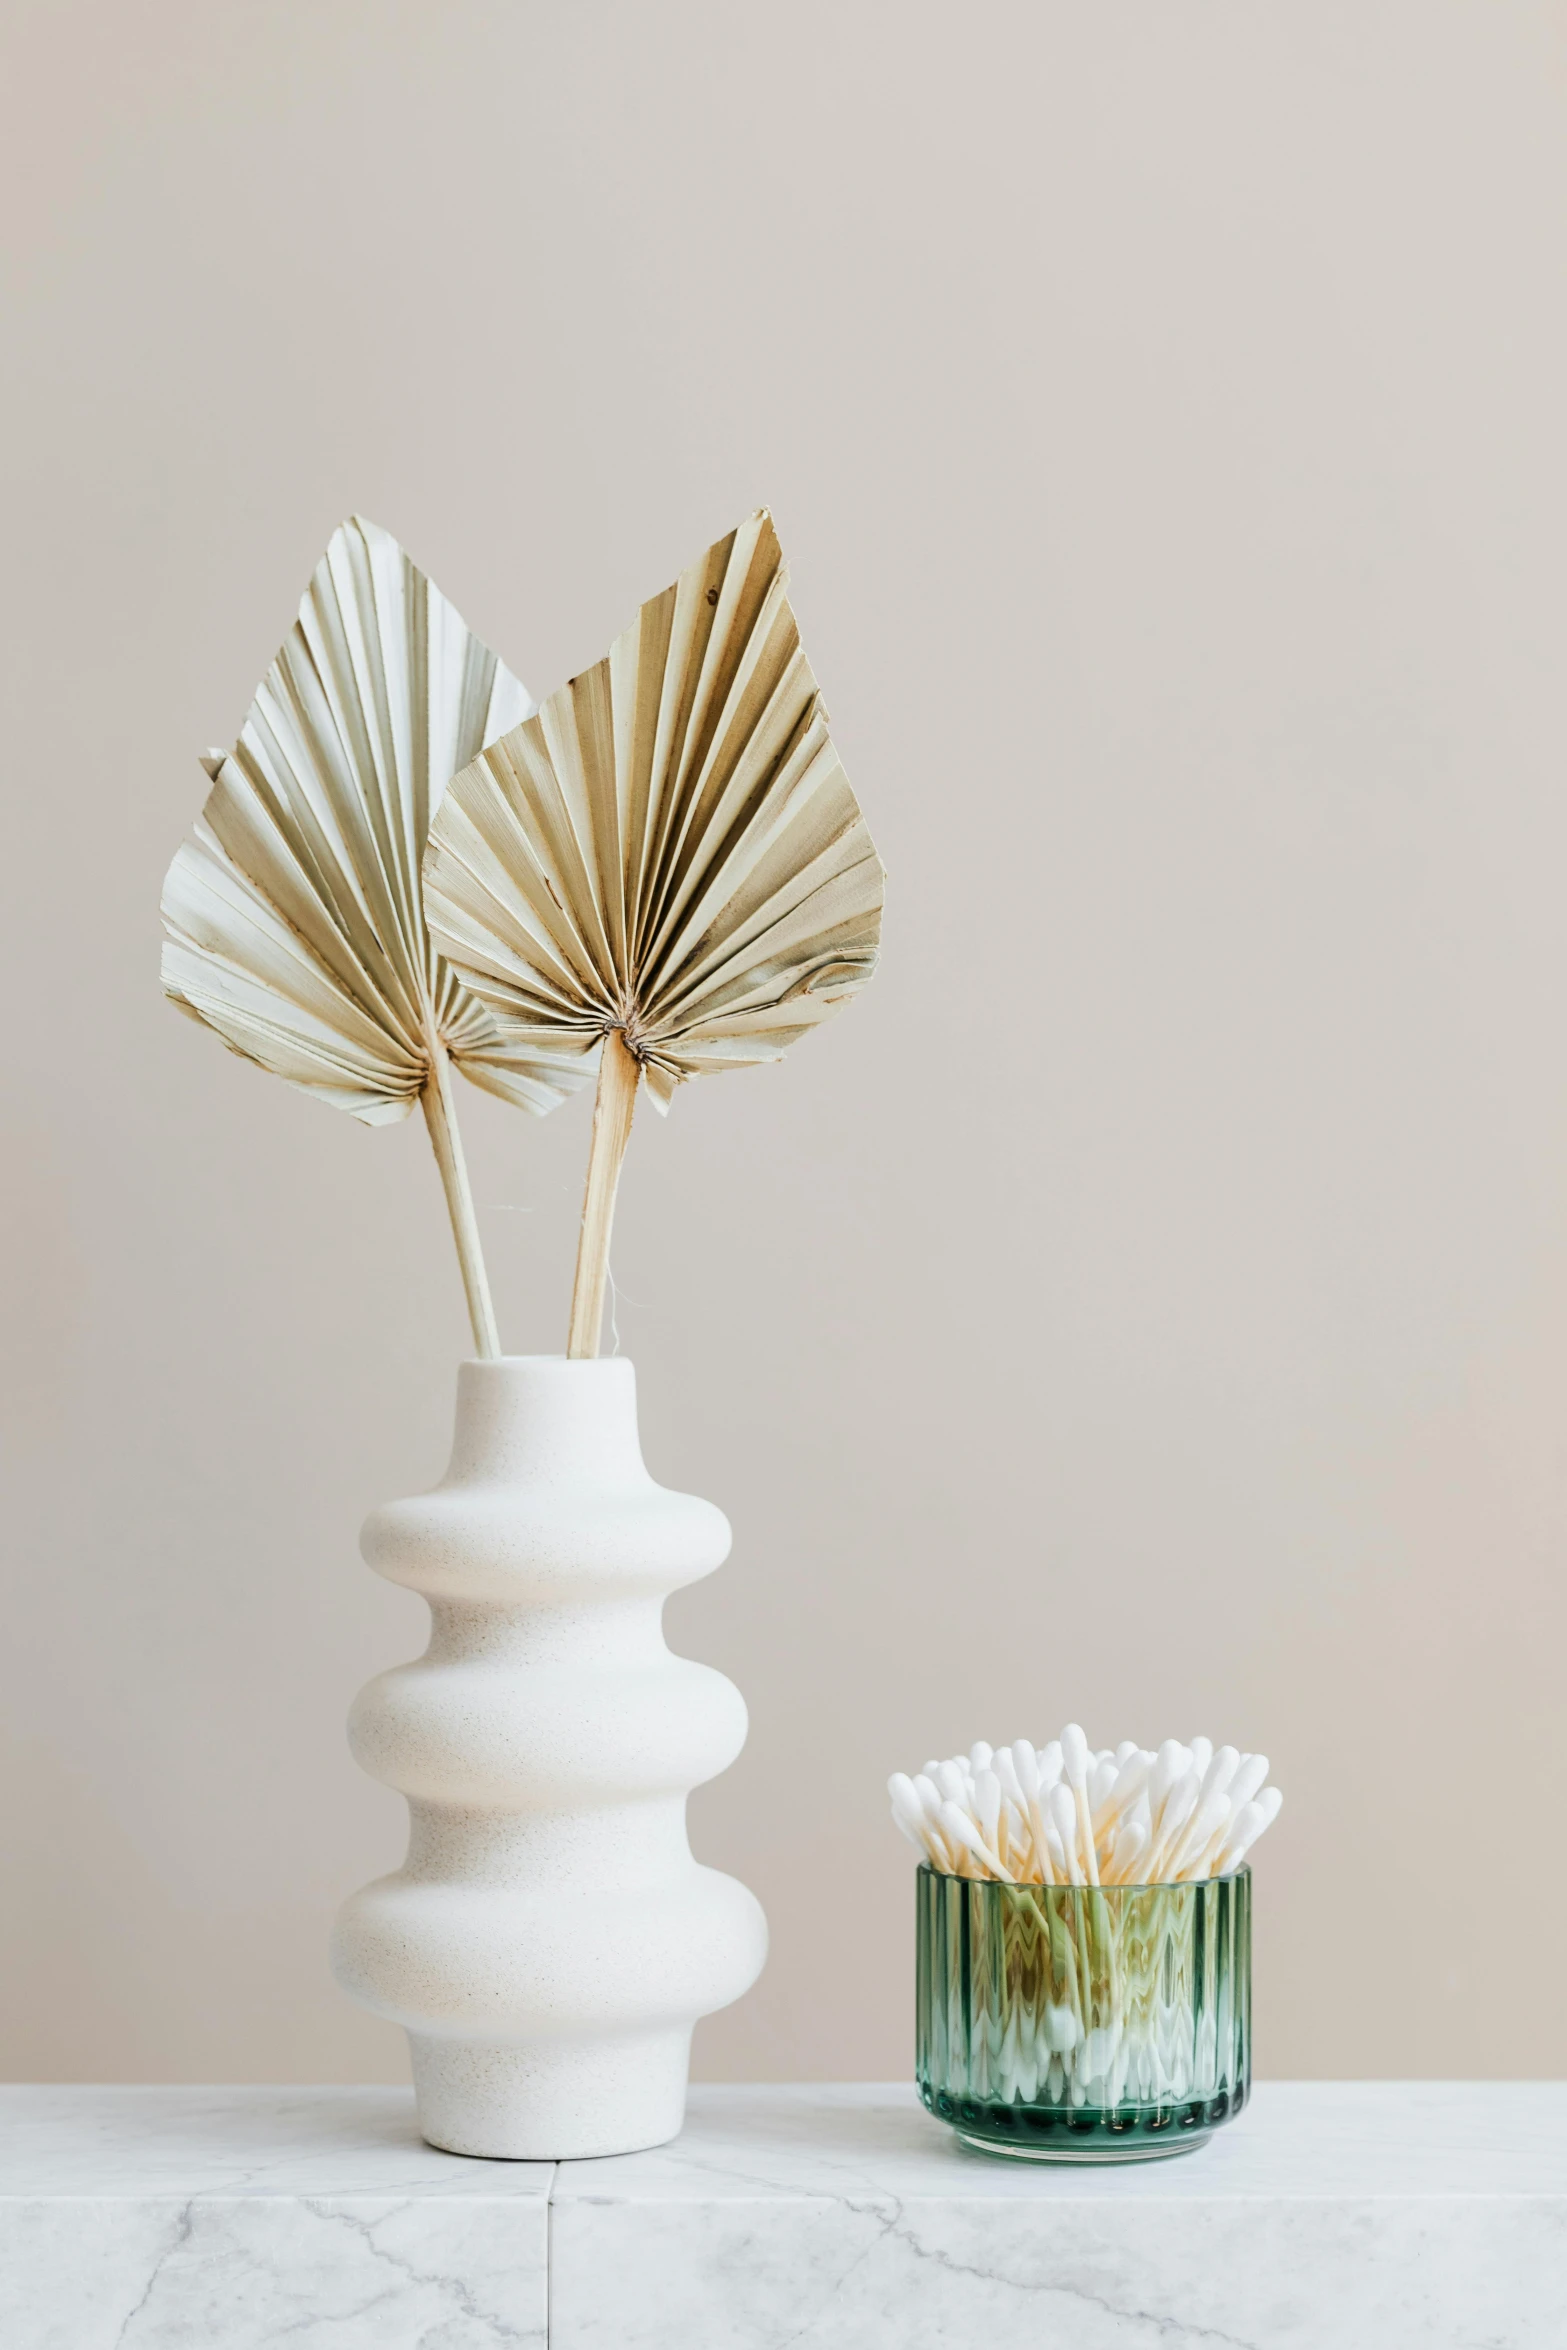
915,1864 -> 1250,2161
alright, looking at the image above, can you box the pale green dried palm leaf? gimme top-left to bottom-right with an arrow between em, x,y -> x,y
160,514 -> 590,1126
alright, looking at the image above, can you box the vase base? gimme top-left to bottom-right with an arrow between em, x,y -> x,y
410,2027 -> 692,2161
954,2126 -> 1212,2164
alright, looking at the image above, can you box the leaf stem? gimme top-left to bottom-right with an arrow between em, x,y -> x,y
567,1029 -> 640,1359
421,1041 -> 501,1359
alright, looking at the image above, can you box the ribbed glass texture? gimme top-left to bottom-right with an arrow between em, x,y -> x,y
915,1864 -> 1250,2161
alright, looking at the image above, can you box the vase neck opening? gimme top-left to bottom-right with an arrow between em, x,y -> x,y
446,1356 -> 646,1486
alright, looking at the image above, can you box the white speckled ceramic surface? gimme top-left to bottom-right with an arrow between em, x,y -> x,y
331,1358 -> 767,2159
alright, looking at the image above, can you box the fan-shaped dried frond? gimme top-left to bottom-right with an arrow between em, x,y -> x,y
162,514 -> 586,1128
421,509 -> 883,1115
422,511 -> 883,1354
161,516 -> 591,1355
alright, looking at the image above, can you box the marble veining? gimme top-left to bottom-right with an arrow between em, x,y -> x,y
548,2082 -> 1567,2349
2,2083 -> 1563,2349
0,2087 -> 551,2349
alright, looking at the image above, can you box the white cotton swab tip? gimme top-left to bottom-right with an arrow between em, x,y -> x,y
887,1772 -> 924,1827
889,1731 -> 1283,1887
1150,1740 -> 1186,1807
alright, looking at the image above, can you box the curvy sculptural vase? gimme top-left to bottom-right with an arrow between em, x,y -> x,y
332,1356 -> 767,2159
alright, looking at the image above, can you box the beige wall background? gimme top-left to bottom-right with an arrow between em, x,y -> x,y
2,0 -> 1564,2087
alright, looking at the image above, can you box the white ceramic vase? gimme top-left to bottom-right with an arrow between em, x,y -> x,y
331,1356 -> 767,2160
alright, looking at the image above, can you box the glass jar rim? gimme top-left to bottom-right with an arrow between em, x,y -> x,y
914,1861 -> 1251,1892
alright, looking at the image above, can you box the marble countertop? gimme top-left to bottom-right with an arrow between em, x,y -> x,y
2,2080 -> 1563,2347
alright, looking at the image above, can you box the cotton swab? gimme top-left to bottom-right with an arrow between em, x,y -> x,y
1047,1782 -> 1083,1884
1216,1786 -> 1283,1873
1226,1753 -> 1270,1812
940,1800 -> 1013,1882
1058,1724 -> 1100,1887
889,1729 -> 1282,1886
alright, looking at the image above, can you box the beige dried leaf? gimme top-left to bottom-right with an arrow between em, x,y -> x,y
421,509 -> 884,1115
161,514 -> 588,1128
421,509 -> 883,1355
160,515 -> 591,1357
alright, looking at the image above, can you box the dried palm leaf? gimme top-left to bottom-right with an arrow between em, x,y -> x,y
422,510 -> 884,1357
161,515 -> 588,1356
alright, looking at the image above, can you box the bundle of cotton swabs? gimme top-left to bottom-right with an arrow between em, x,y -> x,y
889,1726 -> 1281,1886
